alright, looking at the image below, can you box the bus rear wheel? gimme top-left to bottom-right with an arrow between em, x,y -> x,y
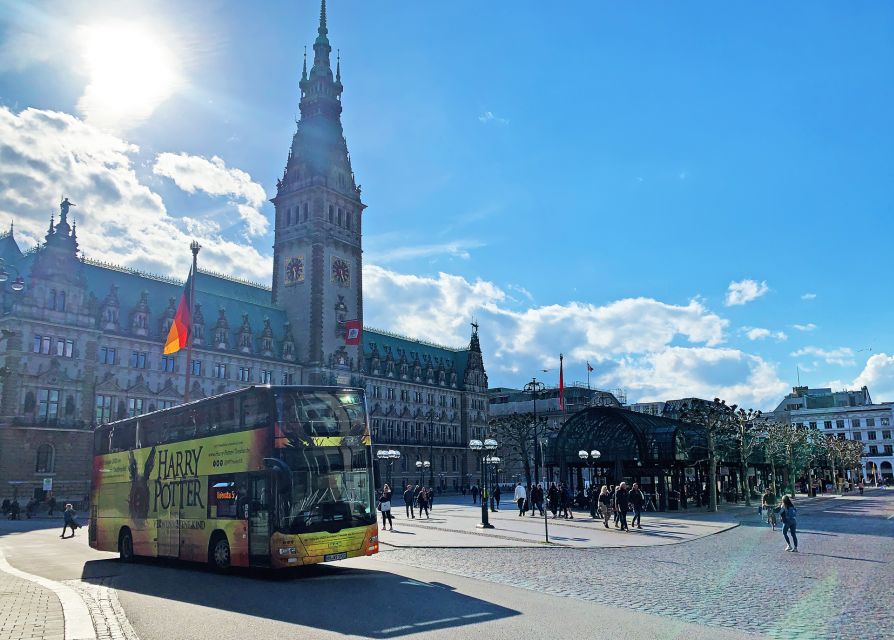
119,529 -> 134,563
209,535 -> 230,571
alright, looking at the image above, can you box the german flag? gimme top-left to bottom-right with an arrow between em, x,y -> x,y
163,270 -> 193,355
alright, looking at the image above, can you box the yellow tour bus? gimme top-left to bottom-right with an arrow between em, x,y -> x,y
89,386 -> 379,570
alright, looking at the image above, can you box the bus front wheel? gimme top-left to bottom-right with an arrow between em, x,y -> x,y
209,535 -> 230,571
119,529 -> 134,563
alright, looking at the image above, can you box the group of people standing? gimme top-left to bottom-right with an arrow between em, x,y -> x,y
376,483 -> 436,530
507,481 -> 646,531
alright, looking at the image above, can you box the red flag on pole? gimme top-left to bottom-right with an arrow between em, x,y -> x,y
163,269 -> 193,355
345,319 -> 362,345
559,353 -> 565,411
587,361 -> 594,373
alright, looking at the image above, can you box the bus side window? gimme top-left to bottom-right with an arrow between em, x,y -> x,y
110,422 -> 135,452
94,427 -> 111,455
240,390 -> 270,430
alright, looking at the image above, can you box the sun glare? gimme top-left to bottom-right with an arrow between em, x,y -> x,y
78,23 -> 182,132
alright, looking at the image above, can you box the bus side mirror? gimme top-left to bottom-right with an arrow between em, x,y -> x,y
264,458 -> 292,494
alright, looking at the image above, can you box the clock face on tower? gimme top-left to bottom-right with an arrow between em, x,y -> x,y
331,256 -> 350,287
285,256 -> 305,285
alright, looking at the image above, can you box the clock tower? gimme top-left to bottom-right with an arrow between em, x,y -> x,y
271,0 -> 365,385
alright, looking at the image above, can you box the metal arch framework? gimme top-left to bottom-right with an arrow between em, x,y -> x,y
551,406 -> 709,466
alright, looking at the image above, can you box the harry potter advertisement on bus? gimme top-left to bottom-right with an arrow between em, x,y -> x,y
91,428 -> 269,559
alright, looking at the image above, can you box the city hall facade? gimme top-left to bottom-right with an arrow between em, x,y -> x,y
0,3 -> 488,504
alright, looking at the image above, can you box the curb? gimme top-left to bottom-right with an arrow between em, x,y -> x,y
0,546 -> 96,640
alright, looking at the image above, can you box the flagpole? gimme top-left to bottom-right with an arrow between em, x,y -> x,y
183,241 -> 200,403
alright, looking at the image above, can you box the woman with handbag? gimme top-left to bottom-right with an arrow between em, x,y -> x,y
378,484 -> 394,531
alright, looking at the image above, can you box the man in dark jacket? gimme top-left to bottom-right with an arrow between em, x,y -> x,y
629,482 -> 645,529
614,482 -> 630,531
403,485 -> 415,519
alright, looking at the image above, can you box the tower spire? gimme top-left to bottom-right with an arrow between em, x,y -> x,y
301,46 -> 307,81
336,49 -> 341,83
319,0 -> 327,36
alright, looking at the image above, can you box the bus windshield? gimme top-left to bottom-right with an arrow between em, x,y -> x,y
274,390 -> 375,534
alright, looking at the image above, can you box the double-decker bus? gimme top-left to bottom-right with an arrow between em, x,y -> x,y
89,386 -> 378,570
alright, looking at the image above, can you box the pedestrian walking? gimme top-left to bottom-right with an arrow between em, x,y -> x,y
598,485 -> 612,528
60,503 -> 80,538
514,482 -> 527,516
588,484 -> 598,519
614,482 -> 630,531
471,484 -> 479,504
403,485 -> 415,519
780,494 -> 798,552
378,484 -> 394,530
493,485 -> 501,509
629,482 -> 644,529
529,484 -> 543,516
560,483 -> 573,519
858,479 -> 864,496
8,499 -> 20,520
761,488 -> 777,530
47,495 -> 57,517
547,483 -> 559,518
418,487 -> 430,519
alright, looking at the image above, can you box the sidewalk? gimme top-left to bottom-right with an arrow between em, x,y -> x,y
377,491 -> 849,549
0,564 -> 64,640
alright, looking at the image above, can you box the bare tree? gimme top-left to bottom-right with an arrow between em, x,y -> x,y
488,413 -> 548,486
730,408 -> 762,506
679,398 -> 737,512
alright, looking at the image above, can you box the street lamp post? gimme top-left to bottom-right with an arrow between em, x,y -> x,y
376,449 -> 401,486
427,410 -> 436,487
523,378 -> 545,486
539,436 -> 551,543
415,460 -> 430,487
469,438 -> 497,528
578,449 -> 601,517
485,455 -> 501,511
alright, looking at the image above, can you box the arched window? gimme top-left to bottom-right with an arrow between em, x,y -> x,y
35,444 -> 55,473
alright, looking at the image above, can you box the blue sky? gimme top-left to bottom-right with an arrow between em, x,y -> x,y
0,0 -> 892,409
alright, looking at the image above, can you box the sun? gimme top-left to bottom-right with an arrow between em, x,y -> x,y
78,23 -> 182,132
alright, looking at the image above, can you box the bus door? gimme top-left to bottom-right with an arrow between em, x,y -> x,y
248,474 -> 271,565
157,501 -> 180,558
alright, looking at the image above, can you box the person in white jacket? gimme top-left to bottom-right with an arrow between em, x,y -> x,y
514,482 -> 527,516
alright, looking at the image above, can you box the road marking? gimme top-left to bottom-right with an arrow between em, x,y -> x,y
377,612 -> 492,634
0,545 -> 96,640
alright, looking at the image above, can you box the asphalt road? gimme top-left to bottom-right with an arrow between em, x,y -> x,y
1,491 -> 891,640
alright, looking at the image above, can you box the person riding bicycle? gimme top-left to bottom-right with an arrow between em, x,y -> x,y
761,487 -> 777,530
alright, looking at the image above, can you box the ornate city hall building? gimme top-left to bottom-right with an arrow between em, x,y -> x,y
0,2 -> 487,504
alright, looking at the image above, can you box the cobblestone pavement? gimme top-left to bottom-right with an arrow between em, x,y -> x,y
0,567 -> 64,640
66,578 -> 139,640
374,492 -> 894,640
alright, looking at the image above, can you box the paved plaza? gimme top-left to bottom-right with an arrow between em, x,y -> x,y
0,489 -> 891,640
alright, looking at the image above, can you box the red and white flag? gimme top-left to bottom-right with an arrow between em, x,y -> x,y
559,353 -> 565,411
586,361 -> 594,373
345,319 -> 362,345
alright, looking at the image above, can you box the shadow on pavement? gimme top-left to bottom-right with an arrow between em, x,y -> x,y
81,557 -> 519,638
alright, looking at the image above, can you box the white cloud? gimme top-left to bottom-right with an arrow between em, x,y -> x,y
153,153 -> 268,236
792,323 -> 817,332
851,353 -> 894,401
365,239 -> 484,263
725,279 -> 769,306
478,111 -> 509,126
801,292 -> 817,300
362,265 -> 785,408
790,346 -> 855,367
742,327 -> 787,341
0,106 -> 271,281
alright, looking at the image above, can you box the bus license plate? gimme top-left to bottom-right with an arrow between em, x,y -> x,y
324,552 -> 347,562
